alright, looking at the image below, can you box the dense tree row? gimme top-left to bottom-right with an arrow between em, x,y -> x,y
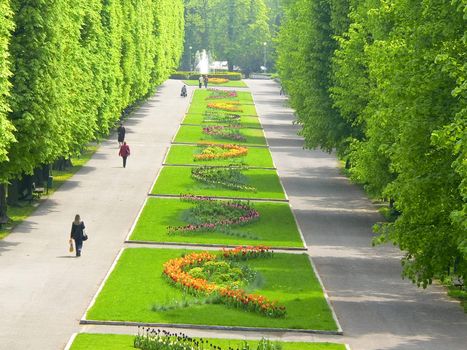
277,0 -> 466,287
181,0 -> 270,75
0,0 -> 184,221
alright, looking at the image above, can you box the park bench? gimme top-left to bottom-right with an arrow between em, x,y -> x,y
32,182 -> 45,200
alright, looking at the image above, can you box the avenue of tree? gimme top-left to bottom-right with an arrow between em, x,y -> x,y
0,0 -> 184,220
277,0 -> 466,287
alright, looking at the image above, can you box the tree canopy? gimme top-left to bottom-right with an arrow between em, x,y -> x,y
277,0 -> 467,286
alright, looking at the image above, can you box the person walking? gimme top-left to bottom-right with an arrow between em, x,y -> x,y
70,214 -> 86,257
118,141 -> 131,168
198,75 -> 203,88
117,122 -> 126,146
180,84 -> 187,97
203,75 -> 209,88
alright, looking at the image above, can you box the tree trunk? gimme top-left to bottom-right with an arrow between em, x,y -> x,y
7,179 -> 19,205
0,183 -> 9,224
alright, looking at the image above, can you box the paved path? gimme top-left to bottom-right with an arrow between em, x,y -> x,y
247,79 -> 467,350
0,80 -> 191,349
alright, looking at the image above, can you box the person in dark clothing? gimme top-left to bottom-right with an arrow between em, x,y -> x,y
70,214 -> 85,257
119,141 -> 131,168
181,84 -> 187,97
117,123 -> 126,146
203,75 -> 208,88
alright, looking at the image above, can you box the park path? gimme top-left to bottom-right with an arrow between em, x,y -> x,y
0,80 -> 191,349
247,79 -> 467,350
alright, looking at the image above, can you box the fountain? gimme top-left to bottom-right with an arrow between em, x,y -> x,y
194,49 -> 209,74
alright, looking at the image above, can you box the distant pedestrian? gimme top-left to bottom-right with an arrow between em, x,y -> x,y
279,85 -> 284,95
198,75 -> 203,88
203,75 -> 209,88
70,214 -> 86,257
117,122 -> 126,146
180,84 -> 187,97
119,141 -> 131,168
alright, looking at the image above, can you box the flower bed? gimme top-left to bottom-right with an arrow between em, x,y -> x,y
207,101 -> 243,112
194,143 -> 248,161
209,78 -> 229,84
163,246 -> 286,317
206,89 -> 238,99
202,125 -> 246,142
167,194 -> 259,234
202,111 -> 242,124
191,166 -> 256,192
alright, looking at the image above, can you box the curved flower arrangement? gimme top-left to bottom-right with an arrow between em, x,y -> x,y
202,125 -> 246,142
206,89 -> 238,99
162,246 -> 286,317
194,143 -> 248,161
191,166 -> 256,192
203,111 -> 241,124
167,194 -> 260,234
207,102 -> 243,112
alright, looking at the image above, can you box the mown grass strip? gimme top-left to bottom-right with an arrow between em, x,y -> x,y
129,198 -> 303,248
85,248 -> 337,331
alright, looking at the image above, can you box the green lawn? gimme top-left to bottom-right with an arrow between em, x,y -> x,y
184,79 -> 248,88
129,198 -> 303,248
70,333 -> 345,350
86,248 -> 337,331
174,125 -> 267,146
165,145 -> 274,168
191,89 -> 254,103
151,166 -> 286,200
187,94 -> 257,116
183,113 -> 262,128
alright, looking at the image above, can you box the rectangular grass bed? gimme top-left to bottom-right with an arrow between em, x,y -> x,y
129,197 -> 304,248
187,98 -> 257,116
151,166 -> 286,200
70,333 -> 345,350
184,79 -> 248,88
190,89 -> 254,103
165,144 -> 274,168
174,125 -> 267,146
183,113 -> 262,128
85,248 -> 337,331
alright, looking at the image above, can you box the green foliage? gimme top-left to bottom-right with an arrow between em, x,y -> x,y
182,0 -> 271,74
0,0 -> 15,168
171,71 -> 242,80
0,0 -> 184,184
277,0 -> 467,287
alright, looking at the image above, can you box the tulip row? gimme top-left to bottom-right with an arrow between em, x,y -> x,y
207,102 -> 243,112
222,245 -> 273,261
205,89 -> 238,99
202,125 -> 246,142
194,144 -> 248,161
167,196 -> 260,234
191,166 -> 257,192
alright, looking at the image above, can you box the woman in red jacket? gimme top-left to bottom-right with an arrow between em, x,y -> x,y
118,141 -> 130,168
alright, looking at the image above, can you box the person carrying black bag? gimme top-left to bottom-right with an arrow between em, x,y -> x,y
70,214 -> 87,257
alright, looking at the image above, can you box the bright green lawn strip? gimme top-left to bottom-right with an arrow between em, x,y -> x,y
191,89 -> 253,103
70,333 -> 345,350
174,125 -> 266,146
86,248 -> 337,331
0,145 -> 98,240
165,145 -> 274,168
183,113 -> 262,128
152,166 -> 285,200
188,92 -> 257,116
184,80 -> 248,88
130,198 -> 303,248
